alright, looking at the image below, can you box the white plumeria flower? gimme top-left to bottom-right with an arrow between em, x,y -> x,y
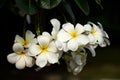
29,34 -> 59,68
57,23 -> 89,51
41,31 -> 63,58
71,51 -> 87,75
64,50 -> 87,75
7,43 -> 35,69
15,30 -> 37,48
87,22 -> 110,47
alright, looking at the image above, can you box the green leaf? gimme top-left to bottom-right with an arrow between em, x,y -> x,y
15,0 -> 38,15
74,0 -> 89,15
38,0 -> 62,9
0,0 -> 6,8
63,0 -> 75,23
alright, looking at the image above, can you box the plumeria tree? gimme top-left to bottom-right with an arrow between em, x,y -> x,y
0,0 -> 110,75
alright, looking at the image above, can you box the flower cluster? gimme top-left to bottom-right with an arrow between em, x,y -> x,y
7,18 -> 110,75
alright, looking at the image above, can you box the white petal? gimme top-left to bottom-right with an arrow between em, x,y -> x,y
25,30 -> 35,40
31,38 -> 37,45
67,39 -> 78,51
36,54 -> 47,68
103,31 -> 109,38
84,24 -> 92,32
100,38 -> 110,47
50,18 -> 60,32
29,45 -> 40,56
97,22 -> 103,30
88,34 -> 96,44
93,26 -> 103,37
7,53 -> 20,64
99,42 -> 106,47
15,57 -> 25,69
87,46 -> 96,57
75,55 -> 82,65
24,56 -> 34,67
42,32 -> 52,40
37,35 -> 50,47
75,23 -> 84,34
15,35 -> 24,44
62,42 -> 68,52
73,66 -> 83,75
77,35 -> 89,46
50,19 -> 60,39
13,43 -> 24,53
62,23 -> 74,33
88,21 -> 99,29
57,29 -> 71,42
55,40 -> 63,50
25,31 -> 37,47
47,52 -> 59,64
104,38 -> 110,46
71,52 -> 82,65
48,41 -> 57,52
51,28 -> 57,39
96,36 -> 104,45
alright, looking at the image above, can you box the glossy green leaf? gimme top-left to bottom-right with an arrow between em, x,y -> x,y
63,0 -> 75,23
15,0 -> 38,15
38,0 -> 62,9
74,0 -> 89,15
0,0 -> 6,8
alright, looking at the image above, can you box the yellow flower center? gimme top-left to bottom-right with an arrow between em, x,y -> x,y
23,40 -> 29,46
71,31 -> 78,39
19,51 -> 26,56
92,28 -> 97,36
41,45 -> 48,53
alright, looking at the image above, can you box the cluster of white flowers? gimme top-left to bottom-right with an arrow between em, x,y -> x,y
7,18 -> 110,75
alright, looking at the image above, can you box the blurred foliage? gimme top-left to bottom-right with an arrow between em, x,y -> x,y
15,0 -> 38,15
74,0 -> 89,15
0,0 -> 105,37
0,0 -> 102,16
38,0 -> 62,9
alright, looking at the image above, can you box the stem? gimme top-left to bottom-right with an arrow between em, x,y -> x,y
23,15 -> 27,38
35,13 -> 40,36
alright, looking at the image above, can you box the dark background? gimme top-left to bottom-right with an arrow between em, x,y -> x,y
0,0 -> 120,80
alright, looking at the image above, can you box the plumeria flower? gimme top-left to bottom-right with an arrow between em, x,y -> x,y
87,22 -> 110,47
71,52 -> 87,75
57,23 -> 89,51
29,34 -> 59,68
7,43 -> 35,69
6,18 -> 110,75
83,22 -> 110,57
64,50 -> 87,75
15,30 -> 37,48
